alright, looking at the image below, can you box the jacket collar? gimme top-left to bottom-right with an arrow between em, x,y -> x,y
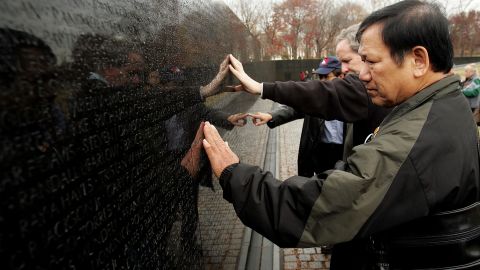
384,74 -> 461,122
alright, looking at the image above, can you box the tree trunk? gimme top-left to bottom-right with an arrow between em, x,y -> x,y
292,42 -> 298,59
315,39 -> 321,58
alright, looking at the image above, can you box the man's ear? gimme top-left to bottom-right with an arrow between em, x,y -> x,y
411,46 -> 429,77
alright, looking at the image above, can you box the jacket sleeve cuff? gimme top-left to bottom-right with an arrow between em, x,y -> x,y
266,119 -> 276,128
261,82 -> 275,100
219,163 -> 240,202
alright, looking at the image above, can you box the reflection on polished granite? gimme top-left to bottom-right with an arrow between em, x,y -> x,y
0,0 -> 261,269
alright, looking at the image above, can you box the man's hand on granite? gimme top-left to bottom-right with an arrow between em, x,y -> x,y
181,122 -> 205,178
228,54 -> 262,95
200,55 -> 231,99
202,121 -> 239,177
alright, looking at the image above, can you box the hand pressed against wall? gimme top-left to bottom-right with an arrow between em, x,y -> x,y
202,121 -> 239,177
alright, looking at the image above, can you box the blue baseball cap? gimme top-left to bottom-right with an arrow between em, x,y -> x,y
314,57 -> 341,75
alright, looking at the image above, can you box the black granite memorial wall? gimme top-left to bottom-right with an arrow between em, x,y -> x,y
0,0 -> 262,269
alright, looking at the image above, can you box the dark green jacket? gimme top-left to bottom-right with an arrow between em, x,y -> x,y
220,75 -> 479,254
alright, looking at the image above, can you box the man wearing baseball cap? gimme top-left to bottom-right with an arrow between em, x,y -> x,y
314,56 -> 344,81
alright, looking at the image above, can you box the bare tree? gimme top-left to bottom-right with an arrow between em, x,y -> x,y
225,0 -> 274,60
226,0 -> 480,60
369,0 -> 476,14
309,0 -> 338,58
226,0 -> 264,37
259,4 -> 283,60
338,1 -> 368,24
310,1 -> 367,57
370,0 -> 401,10
449,9 -> 480,57
431,0 -> 475,14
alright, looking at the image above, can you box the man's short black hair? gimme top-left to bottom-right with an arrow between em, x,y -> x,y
356,0 -> 453,73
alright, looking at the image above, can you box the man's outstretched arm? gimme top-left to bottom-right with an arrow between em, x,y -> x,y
228,54 -> 369,122
202,121 -> 323,247
202,121 -> 428,248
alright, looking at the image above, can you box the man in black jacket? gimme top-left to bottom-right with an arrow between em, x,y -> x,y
203,1 -> 480,269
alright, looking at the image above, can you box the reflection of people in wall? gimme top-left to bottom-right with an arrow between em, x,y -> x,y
0,28 -> 55,95
124,50 -> 146,88
158,58 -> 247,257
71,34 -> 130,89
0,28 -> 67,150
72,34 -> 250,265
162,57 -> 245,181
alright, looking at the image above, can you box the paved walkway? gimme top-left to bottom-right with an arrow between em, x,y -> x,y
198,96 -> 273,269
277,120 -> 331,270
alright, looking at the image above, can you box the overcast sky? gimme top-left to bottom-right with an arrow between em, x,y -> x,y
224,0 -> 480,16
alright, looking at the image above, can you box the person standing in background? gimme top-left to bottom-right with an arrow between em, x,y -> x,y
462,63 -> 480,124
